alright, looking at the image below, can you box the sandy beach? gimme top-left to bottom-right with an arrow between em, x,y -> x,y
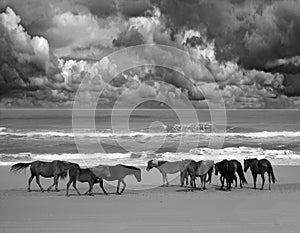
0,165 -> 300,233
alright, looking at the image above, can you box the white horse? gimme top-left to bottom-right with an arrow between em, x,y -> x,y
146,159 -> 191,186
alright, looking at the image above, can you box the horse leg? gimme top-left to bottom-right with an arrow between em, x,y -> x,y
200,176 -> 204,191
260,173 -> 265,190
28,175 -> 34,192
234,175 -> 238,188
161,172 -> 165,187
228,179 -> 232,191
54,176 -> 60,192
165,173 -> 169,187
220,176 -> 224,190
239,176 -> 243,188
66,179 -> 71,196
120,180 -> 126,194
47,178 -> 55,191
180,171 -> 184,187
253,174 -> 257,189
47,175 -> 59,192
99,179 -> 108,195
35,175 -> 44,192
116,180 -> 121,194
87,180 -> 94,196
268,172 -> 272,190
72,180 -> 81,196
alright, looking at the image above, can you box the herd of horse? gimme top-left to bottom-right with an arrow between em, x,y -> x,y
10,158 -> 276,196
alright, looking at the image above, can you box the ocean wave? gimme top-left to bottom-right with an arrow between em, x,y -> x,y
1,126 -> 300,139
223,131 -> 300,138
1,147 -> 300,167
0,127 -> 7,132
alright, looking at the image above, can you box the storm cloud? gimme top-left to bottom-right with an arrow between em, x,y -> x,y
0,0 -> 300,108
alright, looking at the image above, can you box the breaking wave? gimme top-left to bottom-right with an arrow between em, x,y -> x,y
1,124 -> 300,139
1,146 -> 300,167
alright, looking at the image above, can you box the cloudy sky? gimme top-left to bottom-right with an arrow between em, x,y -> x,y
0,0 -> 300,108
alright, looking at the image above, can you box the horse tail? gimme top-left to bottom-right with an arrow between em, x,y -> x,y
268,163 -> 276,183
205,167 -> 213,183
10,162 -> 32,173
236,162 -> 248,184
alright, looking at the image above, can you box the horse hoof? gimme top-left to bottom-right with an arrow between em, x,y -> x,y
27,189 -> 31,192
55,189 -> 60,192
41,189 -> 45,192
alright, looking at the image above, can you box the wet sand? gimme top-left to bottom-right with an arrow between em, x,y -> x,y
1,165 -> 300,233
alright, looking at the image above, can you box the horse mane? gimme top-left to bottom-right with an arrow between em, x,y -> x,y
157,161 -> 167,166
245,158 -> 258,163
120,164 -> 140,171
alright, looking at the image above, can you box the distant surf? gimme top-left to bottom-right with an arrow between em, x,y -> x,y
1,146 -> 300,167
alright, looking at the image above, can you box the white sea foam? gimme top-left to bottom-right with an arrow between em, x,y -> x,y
1,147 -> 300,166
1,129 -> 300,139
0,127 -> 7,132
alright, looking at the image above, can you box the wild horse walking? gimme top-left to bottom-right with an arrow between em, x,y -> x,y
244,158 -> 276,190
10,160 -> 79,192
146,160 -> 191,187
66,165 -> 111,196
102,164 -> 142,195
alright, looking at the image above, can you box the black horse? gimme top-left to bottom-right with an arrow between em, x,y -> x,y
244,158 -> 276,190
11,160 -> 79,192
229,160 -> 248,188
214,160 -> 236,191
66,165 -> 111,196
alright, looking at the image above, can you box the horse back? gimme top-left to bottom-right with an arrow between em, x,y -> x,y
157,161 -> 183,174
30,161 -> 55,177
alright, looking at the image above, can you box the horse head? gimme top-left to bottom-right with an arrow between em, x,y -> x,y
243,159 -> 250,172
146,160 -> 157,171
214,163 -> 219,176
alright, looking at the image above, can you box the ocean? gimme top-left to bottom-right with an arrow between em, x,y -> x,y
1,109 -> 300,167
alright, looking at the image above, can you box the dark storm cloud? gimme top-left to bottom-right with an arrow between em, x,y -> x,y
152,0 -> 300,70
283,74 -> 300,97
1,0 -> 300,107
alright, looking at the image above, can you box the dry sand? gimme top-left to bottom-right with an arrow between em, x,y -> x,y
1,165 -> 300,233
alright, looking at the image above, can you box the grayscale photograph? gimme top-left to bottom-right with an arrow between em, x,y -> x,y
0,0 -> 300,232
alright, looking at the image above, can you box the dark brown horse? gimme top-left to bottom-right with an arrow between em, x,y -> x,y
223,160 -> 247,188
102,164 -> 142,194
11,160 -> 79,192
244,158 -> 276,190
66,165 -> 111,196
215,160 -> 236,191
183,160 -> 214,191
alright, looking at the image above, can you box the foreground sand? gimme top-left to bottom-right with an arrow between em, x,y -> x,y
1,165 -> 300,233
